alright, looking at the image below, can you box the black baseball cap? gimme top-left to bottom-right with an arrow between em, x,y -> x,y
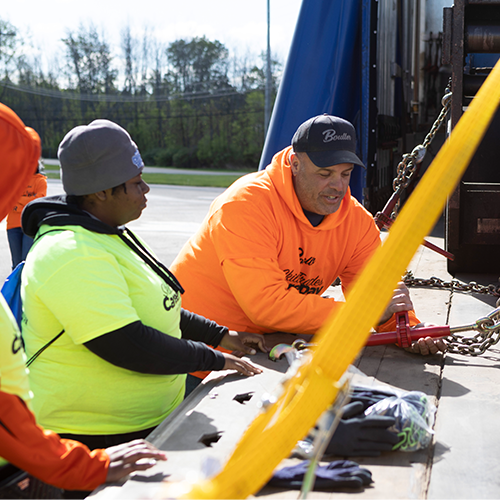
291,114 -> 364,168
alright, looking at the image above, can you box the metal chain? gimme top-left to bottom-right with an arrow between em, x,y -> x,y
404,271 -> 500,355
392,88 -> 452,213
403,270 -> 500,298
447,307 -> 500,356
391,84 -> 500,356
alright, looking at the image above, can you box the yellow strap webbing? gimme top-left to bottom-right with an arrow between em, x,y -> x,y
170,59 -> 500,499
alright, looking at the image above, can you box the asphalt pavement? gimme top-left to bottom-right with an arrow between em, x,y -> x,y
0,179 -> 225,282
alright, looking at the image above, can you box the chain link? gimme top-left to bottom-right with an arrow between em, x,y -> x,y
447,307 -> 500,356
382,85 -> 500,356
403,271 -> 500,355
403,271 -> 500,298
377,84 -> 499,356
392,89 -> 452,213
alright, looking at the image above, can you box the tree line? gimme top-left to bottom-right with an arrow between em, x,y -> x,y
0,19 -> 281,169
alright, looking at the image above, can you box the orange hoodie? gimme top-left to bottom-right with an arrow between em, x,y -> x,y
171,147 -> 418,368
6,172 -> 47,230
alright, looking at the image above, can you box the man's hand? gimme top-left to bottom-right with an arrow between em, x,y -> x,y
219,330 -> 268,356
378,282 -> 414,325
262,332 -> 314,350
404,323 -> 448,355
222,353 -> 263,376
105,439 -> 167,483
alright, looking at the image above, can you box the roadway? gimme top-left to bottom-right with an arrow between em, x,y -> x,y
0,178 -> 225,282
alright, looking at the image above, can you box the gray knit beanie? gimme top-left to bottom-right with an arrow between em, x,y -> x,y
58,119 -> 144,196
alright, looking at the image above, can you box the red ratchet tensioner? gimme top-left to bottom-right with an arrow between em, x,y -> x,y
366,311 -> 450,348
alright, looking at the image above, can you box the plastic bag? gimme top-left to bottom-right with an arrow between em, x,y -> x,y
364,390 -> 435,451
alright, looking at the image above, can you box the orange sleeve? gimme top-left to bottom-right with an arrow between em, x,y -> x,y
213,196 -> 387,334
221,257 -> 342,334
221,258 -> 421,336
375,309 -> 420,333
0,391 -> 108,491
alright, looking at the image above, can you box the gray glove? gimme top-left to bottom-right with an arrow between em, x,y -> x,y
325,401 -> 399,457
267,459 -> 372,490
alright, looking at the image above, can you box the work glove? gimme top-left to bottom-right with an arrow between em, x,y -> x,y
350,386 -> 397,411
267,459 -> 372,490
325,401 -> 399,457
364,391 -> 434,451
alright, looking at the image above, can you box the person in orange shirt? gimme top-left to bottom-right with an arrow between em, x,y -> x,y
6,163 -> 47,269
171,115 -> 446,394
0,103 -> 167,499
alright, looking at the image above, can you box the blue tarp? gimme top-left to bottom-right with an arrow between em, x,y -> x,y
259,0 -> 365,201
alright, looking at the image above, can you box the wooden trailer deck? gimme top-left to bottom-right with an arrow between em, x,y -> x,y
90,221 -> 500,500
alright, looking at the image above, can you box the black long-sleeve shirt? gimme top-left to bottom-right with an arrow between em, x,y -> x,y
84,309 -> 227,374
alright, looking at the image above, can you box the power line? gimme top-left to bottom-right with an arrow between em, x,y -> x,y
18,107 -> 265,125
0,80 -> 264,103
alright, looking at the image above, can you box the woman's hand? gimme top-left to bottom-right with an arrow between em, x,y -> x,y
219,330 -> 268,357
221,353 -> 263,376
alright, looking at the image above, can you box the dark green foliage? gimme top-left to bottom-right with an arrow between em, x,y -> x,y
142,147 -> 169,166
0,23 -> 281,169
172,146 -> 194,168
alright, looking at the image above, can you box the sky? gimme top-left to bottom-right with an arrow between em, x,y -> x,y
3,0 -> 303,72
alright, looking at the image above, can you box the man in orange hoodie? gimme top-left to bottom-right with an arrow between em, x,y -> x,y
0,103 -> 166,499
171,115 -> 446,393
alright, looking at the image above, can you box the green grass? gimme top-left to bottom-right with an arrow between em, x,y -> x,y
43,164 -> 62,171
45,171 -> 62,180
43,165 -> 251,188
142,172 -> 245,188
